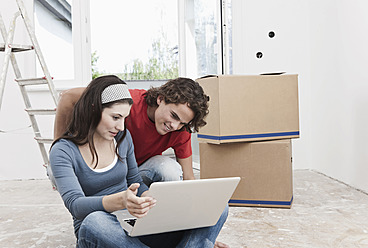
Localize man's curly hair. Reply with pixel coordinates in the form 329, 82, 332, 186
145, 77, 209, 133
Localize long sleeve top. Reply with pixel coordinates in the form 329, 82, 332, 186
49, 130, 148, 235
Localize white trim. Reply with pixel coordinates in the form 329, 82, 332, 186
33, 0, 91, 89
220, 0, 231, 75
70, 0, 91, 86
51, 0, 91, 89
177, 0, 226, 77
217, 0, 224, 74
178, 0, 186, 77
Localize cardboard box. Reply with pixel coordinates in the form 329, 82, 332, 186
199, 139, 293, 208
196, 74, 299, 144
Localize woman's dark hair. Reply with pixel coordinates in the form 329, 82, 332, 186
144, 77, 209, 133
52, 75, 133, 169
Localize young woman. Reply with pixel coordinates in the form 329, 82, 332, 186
50, 75, 228, 248
53, 77, 210, 185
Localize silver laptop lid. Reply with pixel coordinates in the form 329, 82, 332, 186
120, 177, 240, 237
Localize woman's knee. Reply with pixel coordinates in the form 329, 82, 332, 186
79, 211, 110, 236
78, 211, 127, 247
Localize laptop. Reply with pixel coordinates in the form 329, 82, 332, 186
113, 177, 240, 237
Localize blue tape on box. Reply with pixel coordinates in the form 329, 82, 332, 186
198, 131, 300, 141
229, 196, 293, 207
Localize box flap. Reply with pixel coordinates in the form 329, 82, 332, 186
260, 72, 286, 75
197, 75, 218, 80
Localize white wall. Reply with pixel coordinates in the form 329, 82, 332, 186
0, 0, 91, 181
308, 0, 368, 192
232, 0, 368, 193
2, 1, 368, 194
0, 0, 47, 180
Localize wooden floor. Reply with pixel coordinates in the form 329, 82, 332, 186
0, 169, 368, 248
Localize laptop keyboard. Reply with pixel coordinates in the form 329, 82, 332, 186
125, 218, 137, 227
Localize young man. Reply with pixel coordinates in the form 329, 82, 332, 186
54, 77, 209, 185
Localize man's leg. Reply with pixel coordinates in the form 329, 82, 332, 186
138, 155, 183, 187
176, 205, 229, 248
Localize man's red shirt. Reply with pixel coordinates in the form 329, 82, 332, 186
126, 89, 192, 165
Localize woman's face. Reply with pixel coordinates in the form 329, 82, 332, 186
95, 102, 131, 141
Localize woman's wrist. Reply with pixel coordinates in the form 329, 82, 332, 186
102, 191, 126, 212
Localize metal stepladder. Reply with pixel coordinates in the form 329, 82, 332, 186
0, 0, 58, 188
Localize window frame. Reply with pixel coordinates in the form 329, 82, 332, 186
41, 0, 91, 90
50, 0, 230, 88
177, 0, 230, 78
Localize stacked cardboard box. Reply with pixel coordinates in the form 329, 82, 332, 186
196, 74, 299, 208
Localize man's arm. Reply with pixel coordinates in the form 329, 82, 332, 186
54, 87, 86, 140
177, 155, 195, 180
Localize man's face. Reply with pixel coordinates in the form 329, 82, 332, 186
154, 97, 194, 135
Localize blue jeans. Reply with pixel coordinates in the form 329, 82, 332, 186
138, 155, 183, 187
77, 205, 229, 248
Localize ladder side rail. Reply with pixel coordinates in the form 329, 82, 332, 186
12, 64, 51, 167
14, 58, 52, 167
0, 12, 20, 111
0, 13, 51, 168
33, 121, 52, 167
1, 5, 57, 188
9, 46, 51, 167
0, 14, 8, 110
0, 14, 8, 39
0, 15, 27, 90
16, 0, 59, 105
12, 46, 53, 167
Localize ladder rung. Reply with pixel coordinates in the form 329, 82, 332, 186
25, 108, 56, 115
34, 137, 53, 144
15, 77, 49, 86
0, 43, 33, 52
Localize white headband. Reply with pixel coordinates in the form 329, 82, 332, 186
101, 84, 132, 104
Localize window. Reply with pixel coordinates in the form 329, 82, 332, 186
33, 0, 232, 85
90, 0, 179, 81
34, 0, 91, 87
34, 0, 73, 80
179, 0, 232, 78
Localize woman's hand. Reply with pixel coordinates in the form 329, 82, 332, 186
125, 183, 156, 218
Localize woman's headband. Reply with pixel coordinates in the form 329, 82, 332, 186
101, 84, 132, 104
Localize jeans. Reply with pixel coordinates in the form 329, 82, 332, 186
138, 155, 183, 187
77, 205, 229, 248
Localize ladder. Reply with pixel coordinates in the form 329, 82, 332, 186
0, 0, 58, 188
